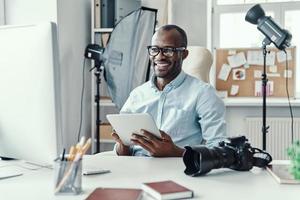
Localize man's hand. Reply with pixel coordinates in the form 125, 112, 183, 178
111, 132, 131, 156
131, 130, 184, 157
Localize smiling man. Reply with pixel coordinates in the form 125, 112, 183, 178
112, 24, 226, 157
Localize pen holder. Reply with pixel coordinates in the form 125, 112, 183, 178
54, 158, 82, 195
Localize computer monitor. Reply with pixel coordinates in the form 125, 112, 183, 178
0, 22, 62, 166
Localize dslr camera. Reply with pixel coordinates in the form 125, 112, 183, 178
183, 136, 272, 176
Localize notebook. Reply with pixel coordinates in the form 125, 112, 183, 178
267, 164, 300, 184
141, 180, 193, 200
86, 188, 143, 200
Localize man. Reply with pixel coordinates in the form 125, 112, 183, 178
112, 24, 226, 157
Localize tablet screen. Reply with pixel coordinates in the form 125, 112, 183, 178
106, 113, 161, 145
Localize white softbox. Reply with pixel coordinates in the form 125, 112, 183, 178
103, 7, 157, 110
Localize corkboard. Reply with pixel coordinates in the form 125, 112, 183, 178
216, 47, 295, 97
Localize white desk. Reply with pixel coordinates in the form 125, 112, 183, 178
1, 154, 299, 200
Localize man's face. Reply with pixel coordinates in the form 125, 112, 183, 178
150, 30, 187, 80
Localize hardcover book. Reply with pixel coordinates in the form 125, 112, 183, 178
86, 188, 142, 200
267, 164, 300, 184
141, 180, 193, 200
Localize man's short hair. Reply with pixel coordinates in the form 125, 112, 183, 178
158, 24, 188, 48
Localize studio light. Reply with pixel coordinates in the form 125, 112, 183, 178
245, 4, 292, 151
245, 4, 292, 50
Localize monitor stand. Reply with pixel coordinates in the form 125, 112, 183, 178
0, 156, 16, 161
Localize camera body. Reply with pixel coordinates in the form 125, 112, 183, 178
183, 136, 272, 176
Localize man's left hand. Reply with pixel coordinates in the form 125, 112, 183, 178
131, 130, 184, 157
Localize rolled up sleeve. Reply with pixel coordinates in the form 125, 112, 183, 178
196, 85, 227, 147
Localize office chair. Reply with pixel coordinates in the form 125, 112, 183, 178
182, 46, 213, 145
182, 46, 213, 83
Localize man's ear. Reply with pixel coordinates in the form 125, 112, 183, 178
182, 49, 189, 60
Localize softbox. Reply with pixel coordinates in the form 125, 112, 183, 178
102, 7, 157, 110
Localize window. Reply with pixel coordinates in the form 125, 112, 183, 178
0, 0, 5, 25
217, 0, 300, 5
213, 1, 300, 97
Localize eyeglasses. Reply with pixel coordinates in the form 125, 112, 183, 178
147, 46, 186, 57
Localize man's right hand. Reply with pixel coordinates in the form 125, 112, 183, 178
111, 132, 131, 156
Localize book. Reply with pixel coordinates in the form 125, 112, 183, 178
267, 164, 300, 184
94, 0, 101, 28
141, 180, 193, 200
86, 188, 142, 200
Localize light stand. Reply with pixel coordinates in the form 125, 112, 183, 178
261, 38, 271, 150
85, 44, 104, 153
245, 4, 292, 151
93, 59, 103, 153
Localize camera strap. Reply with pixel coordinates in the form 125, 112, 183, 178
252, 148, 272, 168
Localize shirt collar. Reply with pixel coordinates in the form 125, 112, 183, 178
150, 70, 187, 90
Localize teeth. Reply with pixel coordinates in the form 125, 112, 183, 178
155, 62, 169, 67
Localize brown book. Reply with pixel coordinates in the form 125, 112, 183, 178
86, 188, 142, 200
141, 180, 193, 200
267, 164, 300, 184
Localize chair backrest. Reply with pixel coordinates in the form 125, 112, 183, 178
182, 46, 213, 83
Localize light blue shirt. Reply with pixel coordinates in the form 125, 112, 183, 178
120, 71, 226, 156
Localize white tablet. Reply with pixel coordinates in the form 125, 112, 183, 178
106, 113, 161, 145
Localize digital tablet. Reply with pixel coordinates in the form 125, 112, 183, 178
106, 113, 161, 145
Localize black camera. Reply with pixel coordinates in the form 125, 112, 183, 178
183, 136, 272, 176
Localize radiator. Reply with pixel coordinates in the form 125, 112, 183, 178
245, 117, 300, 160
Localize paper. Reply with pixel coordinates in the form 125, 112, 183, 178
228, 50, 236, 55
255, 81, 262, 96
267, 51, 276, 66
230, 85, 239, 96
244, 63, 250, 69
232, 68, 246, 80
284, 70, 293, 78
227, 52, 246, 68
218, 63, 231, 81
267, 73, 280, 77
277, 50, 292, 63
0, 165, 23, 180
247, 50, 275, 65
247, 51, 263, 65
255, 81, 274, 96
254, 70, 262, 78
269, 65, 277, 73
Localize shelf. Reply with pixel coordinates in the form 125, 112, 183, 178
100, 139, 115, 143
93, 28, 113, 33
223, 97, 300, 107
99, 98, 116, 107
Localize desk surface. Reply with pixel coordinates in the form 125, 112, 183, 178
1, 154, 299, 200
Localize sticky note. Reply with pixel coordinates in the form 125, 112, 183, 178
230, 85, 239, 96
218, 63, 231, 81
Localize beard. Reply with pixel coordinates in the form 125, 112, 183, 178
152, 60, 181, 79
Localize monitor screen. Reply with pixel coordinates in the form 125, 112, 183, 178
0, 22, 62, 165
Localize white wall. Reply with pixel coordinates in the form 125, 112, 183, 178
142, 0, 208, 47
57, 0, 91, 148
168, 0, 207, 46
4, 0, 91, 149
5, 0, 57, 24
0, 0, 5, 25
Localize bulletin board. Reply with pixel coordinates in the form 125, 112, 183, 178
215, 47, 296, 97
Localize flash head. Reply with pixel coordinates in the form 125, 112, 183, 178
84, 44, 104, 62
245, 4, 265, 25
245, 4, 292, 50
